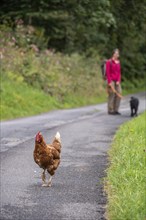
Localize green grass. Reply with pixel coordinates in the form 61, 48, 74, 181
1, 77, 145, 121
0, 78, 106, 121
0, 79, 60, 120
122, 79, 146, 96
105, 112, 146, 220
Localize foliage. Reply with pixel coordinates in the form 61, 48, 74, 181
0, 22, 145, 120
105, 0, 146, 81
1, 0, 145, 83
105, 112, 146, 220
0, 27, 104, 101
0, 0, 145, 120
0, 0, 115, 53
0, 0, 145, 82
0, 30, 107, 120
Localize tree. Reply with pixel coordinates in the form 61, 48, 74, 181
105, 0, 146, 80
0, 0, 115, 53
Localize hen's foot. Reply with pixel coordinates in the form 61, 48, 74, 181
47, 182, 52, 187
42, 183, 52, 187
42, 183, 48, 187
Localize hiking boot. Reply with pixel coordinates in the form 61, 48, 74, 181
108, 112, 116, 115
114, 111, 121, 115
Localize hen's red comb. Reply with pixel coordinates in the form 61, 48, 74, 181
35, 131, 41, 141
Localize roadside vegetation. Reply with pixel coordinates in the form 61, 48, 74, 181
0, 27, 106, 120
105, 112, 146, 220
0, 0, 145, 120
0, 25, 145, 120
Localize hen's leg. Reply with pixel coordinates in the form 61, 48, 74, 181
47, 176, 53, 187
42, 170, 47, 186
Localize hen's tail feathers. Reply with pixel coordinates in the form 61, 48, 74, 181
55, 132, 61, 143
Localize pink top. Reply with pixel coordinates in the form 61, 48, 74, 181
106, 59, 121, 84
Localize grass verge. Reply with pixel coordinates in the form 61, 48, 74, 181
0, 79, 59, 120
105, 111, 146, 220
1, 77, 145, 121
0, 79, 106, 121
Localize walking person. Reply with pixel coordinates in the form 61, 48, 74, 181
106, 48, 122, 115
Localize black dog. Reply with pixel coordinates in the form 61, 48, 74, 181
130, 97, 139, 117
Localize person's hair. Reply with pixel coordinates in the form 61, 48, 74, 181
112, 48, 119, 55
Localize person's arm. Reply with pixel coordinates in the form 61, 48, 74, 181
106, 60, 112, 85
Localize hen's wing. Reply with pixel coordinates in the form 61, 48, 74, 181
34, 146, 54, 169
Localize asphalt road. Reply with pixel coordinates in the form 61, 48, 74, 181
0, 92, 145, 220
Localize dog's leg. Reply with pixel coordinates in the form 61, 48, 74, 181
131, 107, 134, 117
135, 106, 138, 116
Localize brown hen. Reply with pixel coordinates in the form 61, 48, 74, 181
34, 131, 61, 187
